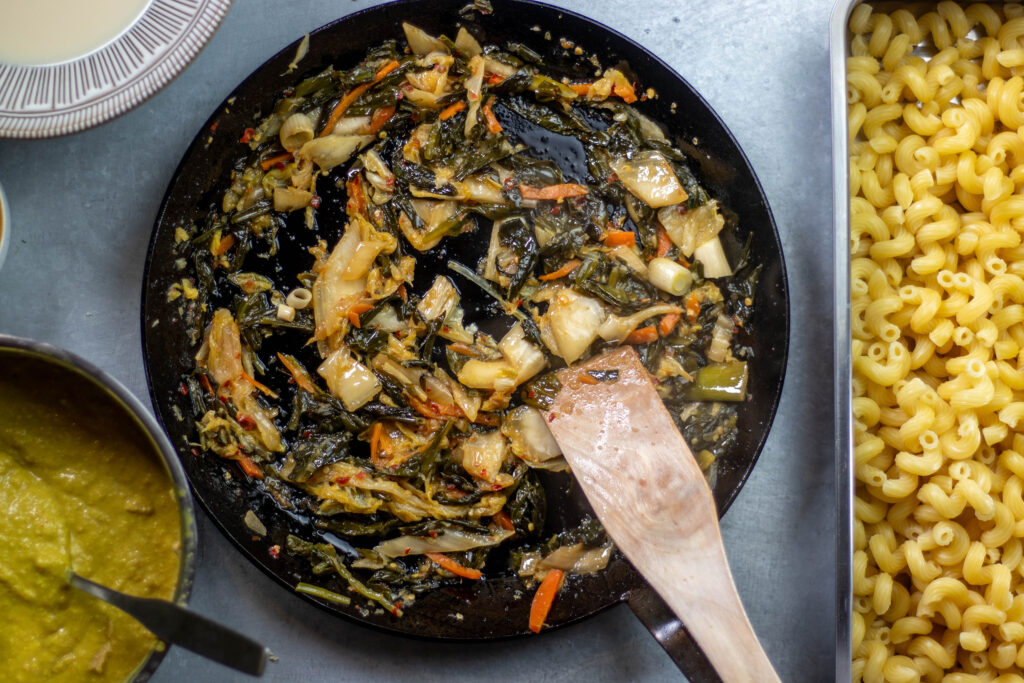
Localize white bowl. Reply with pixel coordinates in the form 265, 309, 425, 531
0, 0, 233, 138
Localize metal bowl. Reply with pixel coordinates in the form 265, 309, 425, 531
0, 334, 198, 682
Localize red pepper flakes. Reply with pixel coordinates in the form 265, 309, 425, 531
310, 195, 322, 209
269, 545, 281, 559
335, 476, 351, 485
209, 121, 219, 132
190, 447, 201, 457
239, 127, 255, 144
179, 382, 188, 396
549, 205, 561, 215
237, 413, 257, 430
548, 413, 556, 422
428, 530, 439, 538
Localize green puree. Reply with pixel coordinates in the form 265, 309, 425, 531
0, 356, 181, 683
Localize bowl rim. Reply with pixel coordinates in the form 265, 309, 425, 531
0, 333, 198, 682
0, 181, 8, 272
0, 0, 234, 139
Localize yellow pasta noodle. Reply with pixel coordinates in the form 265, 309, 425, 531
848, 3, 1024, 678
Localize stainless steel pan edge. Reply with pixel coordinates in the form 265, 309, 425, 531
830, 0, 857, 680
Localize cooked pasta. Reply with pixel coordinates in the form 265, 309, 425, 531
849, 2, 1024, 679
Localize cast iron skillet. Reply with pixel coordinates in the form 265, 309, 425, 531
141, 0, 789, 676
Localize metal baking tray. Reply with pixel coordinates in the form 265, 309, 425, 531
829, 2, 999, 678
830, 0, 856, 679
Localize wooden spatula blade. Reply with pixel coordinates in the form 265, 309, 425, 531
545, 347, 778, 683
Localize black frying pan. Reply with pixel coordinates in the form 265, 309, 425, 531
140, 0, 789, 676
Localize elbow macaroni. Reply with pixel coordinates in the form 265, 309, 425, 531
849, 3, 1024, 679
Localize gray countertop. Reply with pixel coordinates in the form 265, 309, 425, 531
0, 0, 836, 680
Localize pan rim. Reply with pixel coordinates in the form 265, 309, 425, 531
140, 0, 790, 641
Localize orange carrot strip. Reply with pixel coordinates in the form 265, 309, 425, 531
658, 312, 681, 337
623, 325, 658, 345
212, 233, 236, 256
578, 373, 599, 385
368, 105, 397, 134
519, 183, 589, 201
602, 230, 636, 248
408, 396, 463, 419
529, 569, 564, 633
374, 59, 400, 81
493, 510, 515, 532
482, 97, 502, 134
347, 175, 367, 217
199, 373, 214, 397
656, 224, 673, 258
448, 342, 485, 358
319, 60, 399, 138
235, 453, 264, 479
347, 302, 373, 329
260, 152, 293, 171
439, 101, 466, 120
613, 83, 638, 103
277, 353, 318, 394
568, 83, 591, 95
537, 258, 581, 282
240, 368, 279, 398
685, 292, 701, 323
321, 83, 372, 137
369, 422, 383, 462
425, 552, 483, 580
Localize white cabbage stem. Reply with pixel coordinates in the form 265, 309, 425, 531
279, 112, 314, 152
693, 236, 732, 278
317, 347, 381, 411
707, 312, 734, 363
647, 257, 693, 295
276, 304, 296, 322
286, 288, 312, 310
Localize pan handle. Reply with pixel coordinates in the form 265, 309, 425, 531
627, 584, 722, 683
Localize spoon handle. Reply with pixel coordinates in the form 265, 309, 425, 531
69, 572, 267, 676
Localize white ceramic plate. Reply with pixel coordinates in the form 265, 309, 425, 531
0, 0, 233, 139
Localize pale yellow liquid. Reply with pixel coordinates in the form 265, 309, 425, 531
0, 0, 153, 66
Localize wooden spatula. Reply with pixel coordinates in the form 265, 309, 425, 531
545, 346, 779, 683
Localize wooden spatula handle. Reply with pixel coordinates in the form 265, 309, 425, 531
644, 533, 778, 682
546, 347, 779, 683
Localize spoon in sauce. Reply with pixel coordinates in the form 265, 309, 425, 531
67, 570, 268, 677
0, 449, 266, 677
544, 346, 779, 683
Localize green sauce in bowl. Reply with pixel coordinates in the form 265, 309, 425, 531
0, 353, 182, 682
